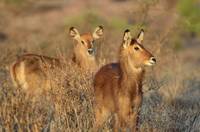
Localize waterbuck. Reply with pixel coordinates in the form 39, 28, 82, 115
10, 26, 103, 95
94, 29, 156, 131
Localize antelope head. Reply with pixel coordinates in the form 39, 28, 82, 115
69, 26, 104, 56
121, 29, 156, 69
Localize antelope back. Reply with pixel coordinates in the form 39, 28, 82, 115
10, 54, 60, 96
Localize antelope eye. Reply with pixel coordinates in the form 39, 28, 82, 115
81, 40, 85, 44
134, 47, 139, 51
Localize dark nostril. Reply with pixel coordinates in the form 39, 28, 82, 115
88, 49, 94, 54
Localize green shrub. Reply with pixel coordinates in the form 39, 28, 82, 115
64, 10, 107, 29
4, 0, 25, 6
177, 0, 200, 35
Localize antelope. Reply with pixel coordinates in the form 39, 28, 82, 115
10, 26, 104, 95
94, 29, 156, 131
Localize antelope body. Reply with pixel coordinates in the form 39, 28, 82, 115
94, 29, 156, 131
10, 26, 103, 95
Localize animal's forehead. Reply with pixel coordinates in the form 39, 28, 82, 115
81, 33, 93, 41
130, 39, 143, 47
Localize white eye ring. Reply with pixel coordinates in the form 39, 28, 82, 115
91, 40, 94, 45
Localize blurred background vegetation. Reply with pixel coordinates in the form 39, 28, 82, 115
1, 0, 200, 37
178, 0, 200, 35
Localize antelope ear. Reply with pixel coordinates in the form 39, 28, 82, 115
93, 25, 104, 40
69, 27, 81, 40
137, 29, 144, 43
122, 29, 132, 48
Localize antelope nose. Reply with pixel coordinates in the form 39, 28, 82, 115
150, 57, 156, 63
88, 48, 94, 55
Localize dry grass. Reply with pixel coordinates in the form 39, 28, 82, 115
0, 59, 95, 131
0, 51, 199, 131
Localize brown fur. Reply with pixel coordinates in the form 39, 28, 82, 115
10, 26, 104, 95
94, 29, 156, 131
72, 33, 97, 70
10, 54, 61, 95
